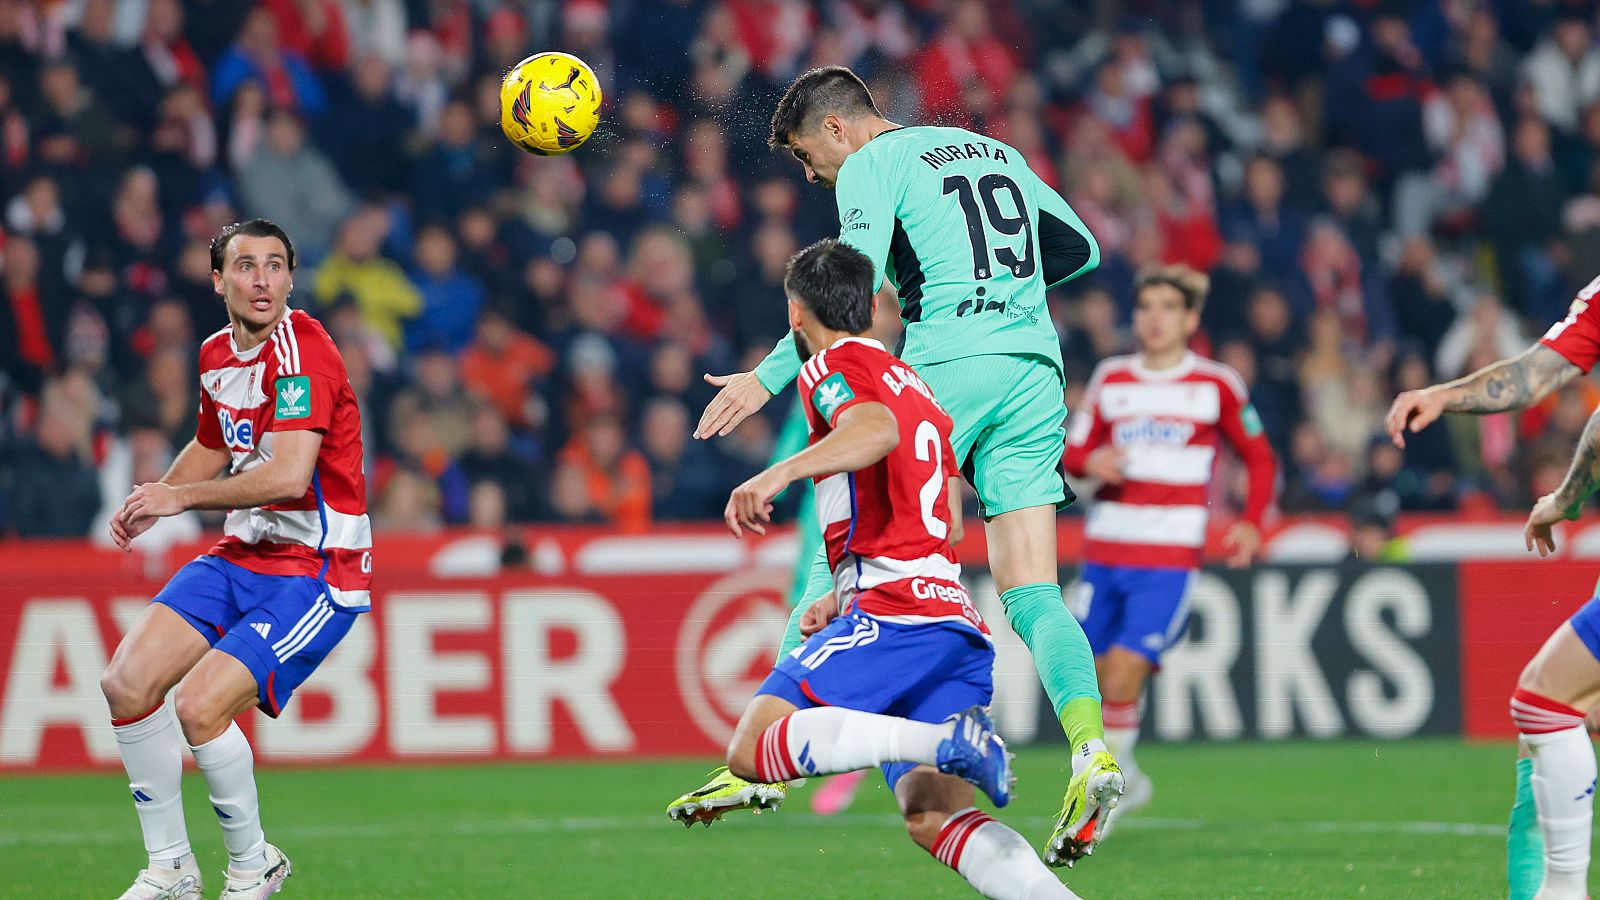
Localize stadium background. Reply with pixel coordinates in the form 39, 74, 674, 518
4, 0, 1600, 896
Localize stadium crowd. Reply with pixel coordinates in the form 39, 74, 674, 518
6, 0, 1600, 540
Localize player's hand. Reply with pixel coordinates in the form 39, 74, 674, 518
725, 469, 786, 537
1223, 521, 1262, 568
1525, 492, 1580, 557
695, 371, 772, 439
800, 592, 839, 636
1085, 447, 1126, 485
1384, 389, 1447, 449
121, 482, 187, 527
109, 504, 158, 551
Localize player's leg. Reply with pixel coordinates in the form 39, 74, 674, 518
898, 768, 1079, 900
180, 567, 355, 896
1508, 740, 1544, 900
1100, 566, 1194, 824
924, 353, 1120, 862
731, 616, 1013, 805
1509, 605, 1600, 900
103, 560, 237, 899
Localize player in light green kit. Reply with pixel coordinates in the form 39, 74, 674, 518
667, 66, 1122, 866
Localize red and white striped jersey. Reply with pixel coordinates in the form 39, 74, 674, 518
797, 337, 987, 637
1064, 352, 1277, 569
1542, 276, 1600, 372
194, 309, 372, 609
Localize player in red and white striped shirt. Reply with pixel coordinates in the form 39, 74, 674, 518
101, 219, 370, 900
1062, 266, 1277, 824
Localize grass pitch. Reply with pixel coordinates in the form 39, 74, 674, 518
0, 739, 1562, 898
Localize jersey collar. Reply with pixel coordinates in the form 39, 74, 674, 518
228, 308, 292, 361
1131, 351, 1197, 381
828, 336, 885, 352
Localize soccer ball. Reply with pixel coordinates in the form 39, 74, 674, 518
499, 51, 602, 156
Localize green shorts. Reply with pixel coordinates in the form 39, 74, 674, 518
917, 353, 1074, 519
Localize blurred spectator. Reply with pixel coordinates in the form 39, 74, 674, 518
1484, 117, 1569, 320
338, 0, 407, 69
372, 465, 441, 531
0, 238, 61, 393
1222, 156, 1306, 287
1394, 72, 1504, 236
1347, 493, 1405, 562
1434, 292, 1528, 381
313, 206, 421, 349
233, 108, 353, 262
8, 378, 101, 537
410, 99, 497, 222
640, 396, 723, 521
404, 224, 485, 353
1520, 12, 1600, 136
211, 7, 327, 117
917, 0, 1018, 128
316, 54, 414, 196
138, 0, 207, 96
459, 307, 553, 430
259, 0, 349, 73
556, 414, 652, 531
457, 403, 542, 523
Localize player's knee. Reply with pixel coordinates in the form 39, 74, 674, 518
100, 661, 159, 716
173, 689, 229, 745
903, 808, 947, 851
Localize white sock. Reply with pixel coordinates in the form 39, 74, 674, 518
1512, 688, 1595, 899
754, 707, 949, 782
1524, 725, 1595, 898
1103, 700, 1141, 778
932, 808, 1080, 899
190, 722, 268, 873
113, 700, 193, 870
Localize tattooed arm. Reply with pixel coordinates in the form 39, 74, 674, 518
1526, 404, 1600, 556
1384, 344, 1582, 448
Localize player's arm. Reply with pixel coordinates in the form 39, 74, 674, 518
121, 429, 323, 523
1384, 344, 1581, 447
1062, 366, 1121, 484
947, 475, 965, 545
725, 402, 898, 537
1217, 385, 1279, 567
1030, 168, 1100, 286
109, 438, 232, 550
1527, 403, 1600, 556
698, 153, 896, 440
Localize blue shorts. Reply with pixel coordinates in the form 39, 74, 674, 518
1569, 596, 1600, 661
757, 613, 993, 791
1068, 562, 1196, 666
154, 556, 358, 717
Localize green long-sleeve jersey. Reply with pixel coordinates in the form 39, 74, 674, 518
754, 125, 1099, 393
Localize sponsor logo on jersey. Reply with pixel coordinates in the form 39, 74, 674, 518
1113, 416, 1196, 446
841, 207, 868, 231
812, 372, 855, 422
1240, 404, 1264, 438
276, 376, 311, 420
218, 408, 254, 450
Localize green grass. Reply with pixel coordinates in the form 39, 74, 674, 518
0, 739, 1566, 898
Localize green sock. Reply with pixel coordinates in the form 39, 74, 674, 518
1508, 757, 1544, 900
1000, 583, 1103, 749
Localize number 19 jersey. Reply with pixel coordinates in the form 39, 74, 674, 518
834, 125, 1097, 374
797, 336, 987, 638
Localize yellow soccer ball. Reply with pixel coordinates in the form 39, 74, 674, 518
499, 51, 602, 155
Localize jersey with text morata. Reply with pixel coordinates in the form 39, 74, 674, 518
1063, 353, 1277, 570
194, 309, 372, 609
797, 337, 988, 638
755, 125, 1098, 392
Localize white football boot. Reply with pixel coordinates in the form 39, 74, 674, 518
217, 844, 291, 899
115, 858, 202, 900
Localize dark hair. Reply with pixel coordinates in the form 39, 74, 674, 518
783, 239, 874, 333
769, 66, 880, 150
209, 218, 296, 272
1134, 264, 1209, 313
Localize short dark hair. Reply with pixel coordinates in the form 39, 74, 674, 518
210, 218, 296, 272
1134, 264, 1209, 313
784, 239, 874, 333
769, 66, 880, 150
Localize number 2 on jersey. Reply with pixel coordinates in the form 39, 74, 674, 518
914, 420, 948, 540
942, 173, 1035, 282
